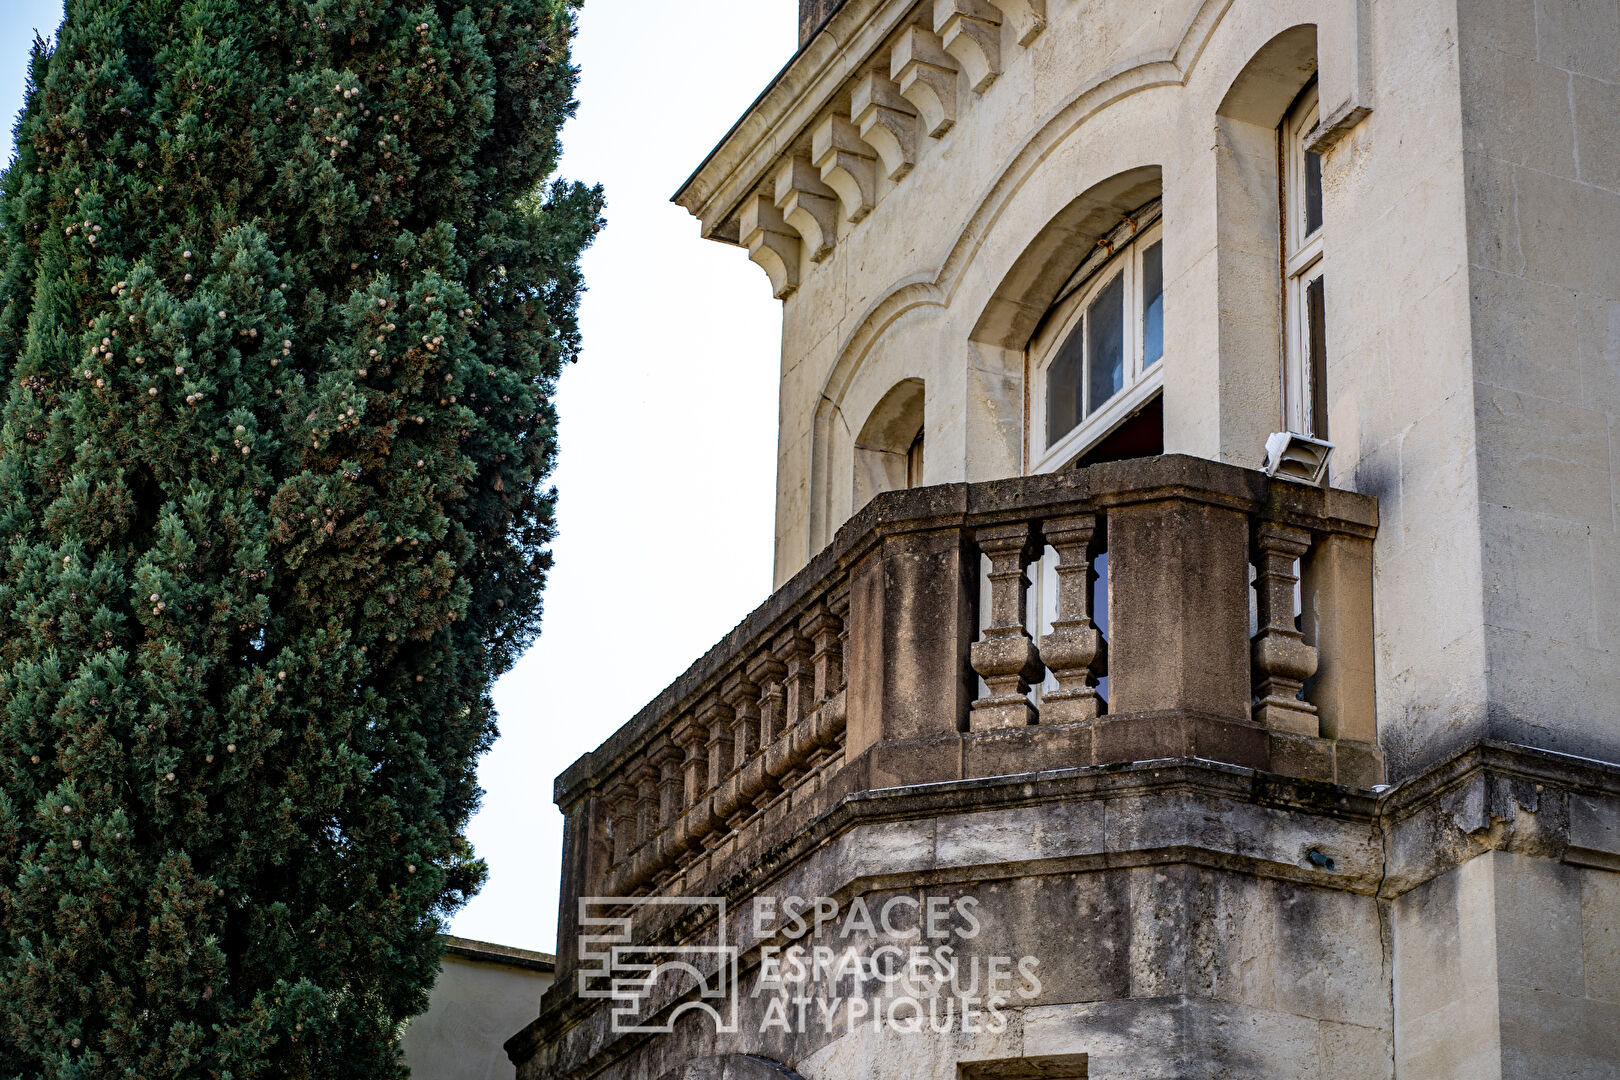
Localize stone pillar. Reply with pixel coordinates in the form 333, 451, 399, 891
551, 798, 592, 979
1037, 514, 1105, 724
1250, 522, 1320, 736
970, 522, 1043, 729
1103, 494, 1259, 766
845, 528, 976, 783
1302, 531, 1377, 744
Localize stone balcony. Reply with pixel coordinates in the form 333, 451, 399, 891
549, 455, 1380, 927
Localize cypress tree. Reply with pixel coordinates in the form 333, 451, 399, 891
0, 0, 601, 1075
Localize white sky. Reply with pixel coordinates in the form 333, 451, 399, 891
0, 0, 791, 955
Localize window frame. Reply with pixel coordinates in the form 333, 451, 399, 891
1282, 82, 1326, 438
1027, 211, 1165, 474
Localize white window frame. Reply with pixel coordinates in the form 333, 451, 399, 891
1282, 83, 1325, 437
1028, 215, 1164, 474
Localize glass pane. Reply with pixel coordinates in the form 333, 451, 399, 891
1046, 321, 1084, 444
1086, 271, 1125, 416
1304, 148, 1323, 236
1142, 241, 1163, 368
1306, 273, 1328, 439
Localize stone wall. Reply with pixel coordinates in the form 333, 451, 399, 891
673, 0, 1620, 779
511, 744, 1620, 1080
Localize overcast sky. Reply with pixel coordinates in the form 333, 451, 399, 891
0, 1, 790, 955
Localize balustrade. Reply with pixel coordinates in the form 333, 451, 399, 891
562, 456, 1379, 912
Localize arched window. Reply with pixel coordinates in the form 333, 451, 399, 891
1028, 202, 1164, 471
1282, 81, 1327, 439
853, 378, 925, 511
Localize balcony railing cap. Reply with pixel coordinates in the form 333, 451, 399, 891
552, 454, 1376, 806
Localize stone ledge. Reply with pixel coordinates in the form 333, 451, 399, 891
514, 740, 1620, 1073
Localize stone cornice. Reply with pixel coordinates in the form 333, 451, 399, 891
512, 740, 1620, 1073
674, 0, 910, 245
672, 0, 1053, 298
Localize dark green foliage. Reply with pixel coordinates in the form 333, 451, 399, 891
0, 0, 602, 1074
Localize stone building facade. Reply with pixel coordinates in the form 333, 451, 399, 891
509, 1, 1620, 1077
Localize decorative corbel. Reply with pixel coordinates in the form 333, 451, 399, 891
739, 196, 801, 300
933, 0, 1002, 94
985, 0, 1044, 46
812, 115, 879, 224
852, 71, 918, 182
891, 27, 959, 138
773, 156, 839, 263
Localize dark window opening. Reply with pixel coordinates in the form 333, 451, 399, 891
1072, 393, 1163, 469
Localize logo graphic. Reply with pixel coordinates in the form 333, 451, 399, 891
578, 896, 739, 1034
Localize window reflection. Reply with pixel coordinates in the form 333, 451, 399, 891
1142, 240, 1163, 368
1086, 272, 1126, 415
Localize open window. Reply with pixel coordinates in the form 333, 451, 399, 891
1028, 202, 1164, 472
1282, 81, 1327, 439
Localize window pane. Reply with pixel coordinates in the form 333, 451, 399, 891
1306, 273, 1328, 439
1142, 240, 1163, 368
1086, 271, 1125, 416
1046, 321, 1084, 444
1304, 148, 1323, 236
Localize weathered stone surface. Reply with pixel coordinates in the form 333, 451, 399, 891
516, 0, 1620, 1073
515, 744, 1620, 1080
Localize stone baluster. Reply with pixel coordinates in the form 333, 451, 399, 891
653, 738, 684, 828
722, 672, 761, 773
749, 652, 788, 746
803, 603, 844, 705
607, 778, 637, 865
634, 760, 660, 849
777, 629, 814, 734
716, 672, 763, 830
770, 628, 815, 787
649, 737, 686, 873
830, 584, 852, 697
801, 600, 846, 767
700, 693, 735, 796
1251, 522, 1320, 736
970, 522, 1044, 728
673, 714, 709, 805
670, 715, 714, 859
745, 652, 789, 808
1038, 514, 1106, 723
